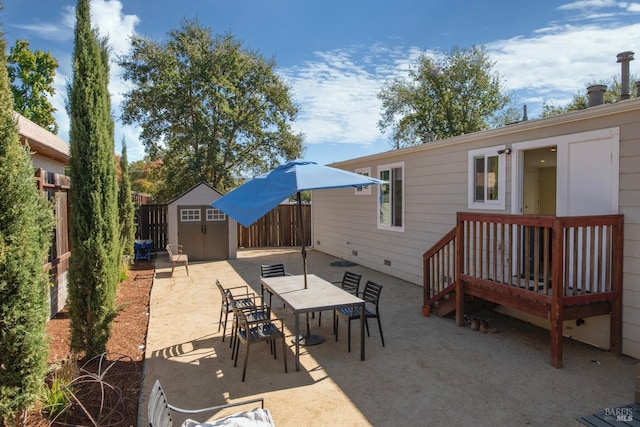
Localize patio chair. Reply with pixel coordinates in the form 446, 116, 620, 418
335, 280, 385, 352
260, 264, 286, 306
215, 279, 261, 343
147, 379, 273, 427
317, 271, 362, 327
232, 306, 288, 382
166, 244, 189, 277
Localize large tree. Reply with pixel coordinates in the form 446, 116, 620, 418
7, 39, 58, 133
67, 0, 120, 357
118, 19, 303, 201
377, 45, 512, 148
0, 29, 55, 423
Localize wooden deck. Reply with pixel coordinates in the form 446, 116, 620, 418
423, 212, 624, 368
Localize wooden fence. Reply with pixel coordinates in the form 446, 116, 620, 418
135, 203, 310, 250
237, 204, 311, 248
136, 204, 168, 251
35, 168, 71, 318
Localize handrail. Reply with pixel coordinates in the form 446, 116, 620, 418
423, 226, 456, 309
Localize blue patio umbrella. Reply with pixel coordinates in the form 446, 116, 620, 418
212, 160, 386, 344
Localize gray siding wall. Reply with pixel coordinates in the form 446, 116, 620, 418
312, 100, 640, 359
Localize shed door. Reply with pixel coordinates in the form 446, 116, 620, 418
178, 205, 229, 261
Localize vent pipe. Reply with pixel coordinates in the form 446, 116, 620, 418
635, 81, 640, 98
587, 84, 607, 107
617, 51, 634, 100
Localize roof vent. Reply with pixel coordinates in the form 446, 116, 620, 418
617, 51, 635, 100
587, 84, 607, 107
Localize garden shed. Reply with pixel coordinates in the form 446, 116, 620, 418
166, 182, 237, 261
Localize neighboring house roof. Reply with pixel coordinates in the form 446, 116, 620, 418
14, 111, 70, 164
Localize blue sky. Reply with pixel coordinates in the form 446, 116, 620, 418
3, 0, 640, 166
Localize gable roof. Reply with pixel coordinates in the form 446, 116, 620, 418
166, 181, 224, 205
14, 111, 70, 164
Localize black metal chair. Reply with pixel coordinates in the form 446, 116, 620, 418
232, 306, 288, 382
335, 280, 385, 352
260, 264, 286, 306
147, 379, 271, 426
318, 271, 362, 327
215, 279, 261, 342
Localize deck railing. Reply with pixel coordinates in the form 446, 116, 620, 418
456, 212, 623, 299
423, 227, 457, 308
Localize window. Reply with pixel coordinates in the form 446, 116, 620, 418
206, 208, 226, 221
377, 162, 404, 231
354, 167, 372, 195
468, 146, 506, 210
180, 208, 201, 222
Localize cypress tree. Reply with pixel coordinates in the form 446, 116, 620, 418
118, 139, 136, 263
67, 0, 120, 357
0, 26, 55, 423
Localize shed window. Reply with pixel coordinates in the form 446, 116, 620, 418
207, 208, 226, 221
180, 209, 201, 222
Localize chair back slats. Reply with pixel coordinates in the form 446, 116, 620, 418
362, 281, 382, 308
260, 264, 285, 277
148, 380, 173, 427
341, 271, 362, 295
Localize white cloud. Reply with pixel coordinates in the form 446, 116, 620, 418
558, 0, 618, 11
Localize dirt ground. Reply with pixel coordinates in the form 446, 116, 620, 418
24, 260, 154, 427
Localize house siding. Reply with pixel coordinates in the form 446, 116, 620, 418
313, 98, 640, 359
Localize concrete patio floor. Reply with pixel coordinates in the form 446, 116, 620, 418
139, 247, 637, 426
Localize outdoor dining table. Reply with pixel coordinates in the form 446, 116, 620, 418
259, 274, 366, 371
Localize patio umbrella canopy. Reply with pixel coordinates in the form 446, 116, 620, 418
212, 160, 385, 228
211, 160, 386, 344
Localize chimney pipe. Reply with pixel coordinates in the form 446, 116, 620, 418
587, 84, 607, 107
635, 81, 640, 98
522, 104, 528, 121
617, 51, 635, 100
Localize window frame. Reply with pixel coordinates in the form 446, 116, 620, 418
377, 161, 405, 232
180, 208, 201, 222
206, 208, 226, 221
354, 167, 372, 195
467, 145, 506, 210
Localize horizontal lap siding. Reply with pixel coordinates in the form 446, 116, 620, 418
619, 116, 640, 357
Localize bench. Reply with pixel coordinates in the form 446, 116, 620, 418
166, 244, 189, 277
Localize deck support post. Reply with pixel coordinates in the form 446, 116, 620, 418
610, 217, 624, 355
550, 219, 564, 368
455, 214, 465, 327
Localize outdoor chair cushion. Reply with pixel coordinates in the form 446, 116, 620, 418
181, 408, 274, 427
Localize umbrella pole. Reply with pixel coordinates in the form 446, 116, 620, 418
294, 191, 324, 346
297, 191, 308, 289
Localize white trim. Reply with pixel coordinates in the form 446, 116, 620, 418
510, 127, 620, 216
206, 208, 226, 221
180, 208, 201, 222
354, 167, 372, 195
467, 145, 506, 210
376, 161, 405, 232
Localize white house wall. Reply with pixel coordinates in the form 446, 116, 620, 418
313, 98, 640, 360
